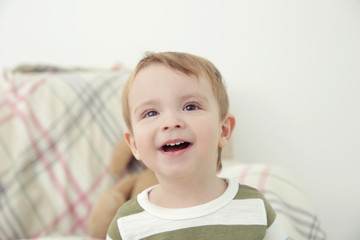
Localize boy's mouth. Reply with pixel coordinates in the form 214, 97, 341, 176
161, 141, 191, 152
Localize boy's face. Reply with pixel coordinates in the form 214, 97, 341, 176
125, 64, 231, 181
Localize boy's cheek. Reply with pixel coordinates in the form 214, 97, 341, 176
195, 122, 221, 144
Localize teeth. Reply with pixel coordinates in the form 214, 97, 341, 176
166, 142, 184, 146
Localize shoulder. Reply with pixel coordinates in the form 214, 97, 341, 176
107, 198, 144, 240
233, 182, 277, 228
117, 197, 144, 218
234, 183, 265, 199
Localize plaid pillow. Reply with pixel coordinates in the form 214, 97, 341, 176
0, 68, 134, 238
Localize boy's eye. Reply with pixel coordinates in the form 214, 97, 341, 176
142, 110, 158, 118
184, 104, 199, 111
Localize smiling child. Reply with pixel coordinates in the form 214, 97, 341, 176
106, 52, 287, 240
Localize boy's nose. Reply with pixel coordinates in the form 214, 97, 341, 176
161, 114, 185, 131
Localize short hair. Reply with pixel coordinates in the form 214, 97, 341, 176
122, 51, 229, 171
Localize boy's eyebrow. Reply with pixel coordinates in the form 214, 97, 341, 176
180, 93, 209, 103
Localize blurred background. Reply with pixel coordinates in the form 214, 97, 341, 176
1, 0, 359, 239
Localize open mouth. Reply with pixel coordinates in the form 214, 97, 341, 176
161, 142, 191, 152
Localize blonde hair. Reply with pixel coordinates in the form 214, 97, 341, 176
122, 51, 229, 171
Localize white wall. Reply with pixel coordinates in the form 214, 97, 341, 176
1, 0, 360, 239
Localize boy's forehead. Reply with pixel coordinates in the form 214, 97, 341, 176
130, 64, 214, 96
128, 64, 215, 103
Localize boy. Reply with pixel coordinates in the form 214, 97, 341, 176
107, 52, 287, 239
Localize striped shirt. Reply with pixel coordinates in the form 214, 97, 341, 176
107, 179, 287, 240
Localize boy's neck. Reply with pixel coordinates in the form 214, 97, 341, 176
148, 175, 227, 208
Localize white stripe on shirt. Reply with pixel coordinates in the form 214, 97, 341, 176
118, 199, 267, 240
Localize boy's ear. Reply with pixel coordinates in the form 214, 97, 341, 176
124, 130, 141, 160
218, 113, 236, 148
